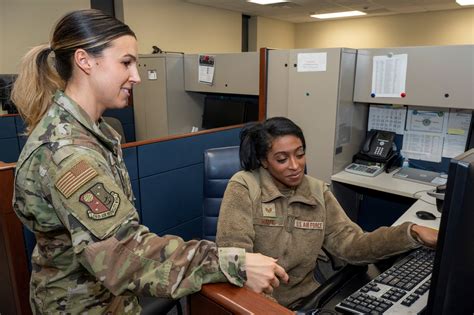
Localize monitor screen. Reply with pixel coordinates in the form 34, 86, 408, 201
202, 97, 246, 129
427, 148, 474, 314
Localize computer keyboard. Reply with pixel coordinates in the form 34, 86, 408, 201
335, 247, 435, 314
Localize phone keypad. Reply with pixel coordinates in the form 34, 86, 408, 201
374, 146, 385, 156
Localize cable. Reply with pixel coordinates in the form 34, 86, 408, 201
412, 189, 434, 199
417, 197, 437, 207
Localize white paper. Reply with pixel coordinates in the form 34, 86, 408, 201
147, 70, 157, 80
371, 54, 408, 98
198, 55, 215, 85
447, 109, 472, 135
368, 104, 406, 135
442, 134, 468, 158
401, 131, 444, 162
297, 52, 327, 72
406, 108, 448, 133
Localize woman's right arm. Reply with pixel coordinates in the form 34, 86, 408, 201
42, 146, 284, 298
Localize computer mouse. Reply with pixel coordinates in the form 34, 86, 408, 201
416, 210, 436, 220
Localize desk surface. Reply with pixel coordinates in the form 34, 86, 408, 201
331, 168, 441, 230
393, 197, 441, 230
331, 168, 435, 199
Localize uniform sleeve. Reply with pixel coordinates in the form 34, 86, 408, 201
47, 145, 246, 298
216, 180, 255, 252
322, 189, 420, 265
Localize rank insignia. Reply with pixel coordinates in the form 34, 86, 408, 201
79, 183, 120, 220
262, 202, 276, 217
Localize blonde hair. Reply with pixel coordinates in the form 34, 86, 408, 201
11, 9, 135, 134
11, 45, 63, 134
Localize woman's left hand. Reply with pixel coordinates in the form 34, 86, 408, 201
410, 224, 438, 248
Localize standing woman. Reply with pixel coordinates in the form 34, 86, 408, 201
12, 9, 287, 314
216, 117, 437, 309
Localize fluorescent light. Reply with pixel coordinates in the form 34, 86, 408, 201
247, 0, 288, 5
456, 0, 474, 5
311, 11, 367, 19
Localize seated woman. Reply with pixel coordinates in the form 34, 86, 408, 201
216, 117, 437, 309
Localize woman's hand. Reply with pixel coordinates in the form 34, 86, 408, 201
411, 224, 438, 248
244, 253, 289, 294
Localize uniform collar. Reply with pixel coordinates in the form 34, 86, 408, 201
53, 90, 120, 154
258, 167, 324, 207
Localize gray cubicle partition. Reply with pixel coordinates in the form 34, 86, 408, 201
184, 52, 259, 95
354, 45, 474, 109
266, 48, 367, 183
130, 127, 241, 240
133, 53, 204, 141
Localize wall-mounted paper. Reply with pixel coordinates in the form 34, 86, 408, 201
447, 109, 471, 135
406, 108, 448, 133
368, 104, 406, 135
198, 55, 215, 85
371, 54, 407, 98
402, 131, 444, 162
297, 52, 327, 72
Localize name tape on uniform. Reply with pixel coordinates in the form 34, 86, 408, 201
294, 219, 324, 230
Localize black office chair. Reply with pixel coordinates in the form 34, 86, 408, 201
202, 146, 241, 241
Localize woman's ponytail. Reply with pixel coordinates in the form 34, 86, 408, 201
240, 122, 265, 171
11, 44, 63, 134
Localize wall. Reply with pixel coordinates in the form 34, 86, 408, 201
295, 8, 474, 49
249, 16, 295, 51
123, 0, 242, 54
0, 0, 90, 73
0, 0, 243, 73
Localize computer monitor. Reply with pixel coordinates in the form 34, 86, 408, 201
426, 148, 474, 314
0, 74, 18, 114
201, 97, 247, 129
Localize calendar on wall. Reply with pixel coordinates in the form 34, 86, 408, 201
368, 104, 406, 135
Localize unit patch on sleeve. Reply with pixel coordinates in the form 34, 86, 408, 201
55, 160, 98, 198
79, 183, 121, 220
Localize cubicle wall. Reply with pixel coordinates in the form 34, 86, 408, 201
184, 52, 259, 95
0, 111, 135, 165
354, 45, 474, 109
130, 127, 241, 239
0, 115, 20, 163
266, 48, 367, 183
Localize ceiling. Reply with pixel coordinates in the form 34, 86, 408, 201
184, 0, 469, 23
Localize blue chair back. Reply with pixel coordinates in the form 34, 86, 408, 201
202, 146, 241, 241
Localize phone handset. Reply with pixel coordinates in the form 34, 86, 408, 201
362, 130, 377, 154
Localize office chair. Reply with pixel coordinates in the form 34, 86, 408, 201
103, 116, 126, 144
202, 146, 241, 241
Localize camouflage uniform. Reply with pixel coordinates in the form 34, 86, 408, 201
13, 91, 246, 314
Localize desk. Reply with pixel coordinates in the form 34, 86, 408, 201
393, 198, 440, 230
331, 168, 435, 199
331, 168, 438, 231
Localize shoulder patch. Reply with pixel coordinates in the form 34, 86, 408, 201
55, 160, 98, 198
79, 183, 120, 220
